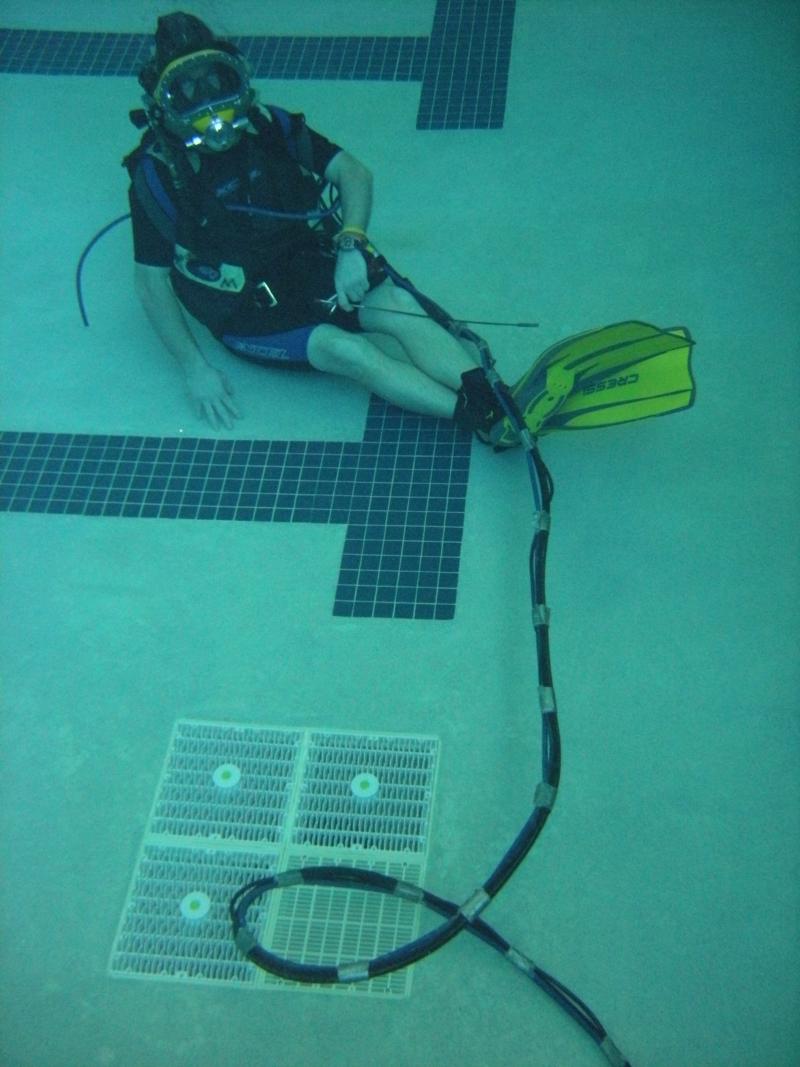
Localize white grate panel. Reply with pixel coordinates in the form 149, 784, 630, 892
109, 720, 440, 998
294, 732, 438, 851
149, 721, 300, 843
263, 853, 427, 997
109, 845, 276, 985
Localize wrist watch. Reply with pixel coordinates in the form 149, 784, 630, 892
335, 233, 367, 252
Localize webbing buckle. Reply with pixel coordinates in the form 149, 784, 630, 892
254, 281, 278, 308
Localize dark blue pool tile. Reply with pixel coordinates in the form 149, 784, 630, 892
0, 403, 469, 617
0, 26, 425, 82
1, 2, 513, 128
418, 0, 515, 129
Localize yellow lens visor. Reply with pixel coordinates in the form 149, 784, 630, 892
191, 108, 236, 134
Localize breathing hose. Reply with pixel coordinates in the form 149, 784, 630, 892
228, 263, 633, 1067
75, 213, 633, 1063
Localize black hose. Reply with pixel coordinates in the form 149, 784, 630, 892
72, 212, 631, 1061
228, 263, 632, 1067
76, 214, 131, 326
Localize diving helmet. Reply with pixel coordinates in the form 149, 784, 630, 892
152, 47, 255, 151
139, 13, 254, 152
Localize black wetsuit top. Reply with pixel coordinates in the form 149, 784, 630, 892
127, 112, 348, 337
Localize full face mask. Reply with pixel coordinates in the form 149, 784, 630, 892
151, 48, 255, 151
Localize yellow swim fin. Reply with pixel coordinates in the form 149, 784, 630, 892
490, 321, 696, 447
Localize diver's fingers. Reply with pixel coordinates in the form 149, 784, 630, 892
215, 401, 235, 431
221, 394, 243, 422
200, 400, 223, 431
217, 375, 242, 420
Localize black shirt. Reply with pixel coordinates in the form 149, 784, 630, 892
128, 117, 343, 267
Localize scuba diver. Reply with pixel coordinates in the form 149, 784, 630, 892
127, 11, 695, 442
127, 11, 511, 437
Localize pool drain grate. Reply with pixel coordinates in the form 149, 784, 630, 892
109, 720, 439, 997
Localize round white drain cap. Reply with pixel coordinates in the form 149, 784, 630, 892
212, 763, 241, 789
180, 891, 211, 921
350, 772, 379, 799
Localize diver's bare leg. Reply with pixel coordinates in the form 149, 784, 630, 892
307, 324, 458, 418
357, 279, 477, 388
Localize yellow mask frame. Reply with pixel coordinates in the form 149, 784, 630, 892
151, 48, 254, 150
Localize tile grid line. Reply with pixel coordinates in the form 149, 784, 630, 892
0, 6, 513, 127
0, 3, 516, 614
1, 417, 471, 620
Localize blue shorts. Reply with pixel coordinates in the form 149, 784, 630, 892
221, 325, 318, 367
219, 249, 387, 367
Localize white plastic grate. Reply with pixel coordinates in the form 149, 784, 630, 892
263, 853, 427, 997
294, 731, 439, 851
109, 720, 440, 998
148, 721, 300, 843
109, 845, 275, 985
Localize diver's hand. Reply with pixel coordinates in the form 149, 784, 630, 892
184, 364, 242, 431
334, 249, 369, 312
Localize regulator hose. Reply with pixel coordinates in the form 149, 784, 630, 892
73, 217, 633, 1060
228, 262, 633, 1067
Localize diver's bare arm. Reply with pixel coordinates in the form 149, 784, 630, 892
134, 264, 209, 375
324, 151, 372, 234
134, 263, 241, 429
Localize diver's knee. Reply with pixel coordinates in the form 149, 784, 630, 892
307, 325, 371, 381
378, 280, 421, 313
359, 279, 422, 331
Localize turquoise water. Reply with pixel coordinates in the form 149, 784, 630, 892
1, 2, 799, 1066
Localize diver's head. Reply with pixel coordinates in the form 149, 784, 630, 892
138, 11, 254, 152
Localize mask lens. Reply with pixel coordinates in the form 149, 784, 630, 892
163, 57, 245, 115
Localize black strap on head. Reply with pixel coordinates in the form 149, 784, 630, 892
138, 11, 240, 94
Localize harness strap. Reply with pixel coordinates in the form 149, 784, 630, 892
132, 154, 178, 245
126, 104, 321, 250
257, 105, 317, 172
